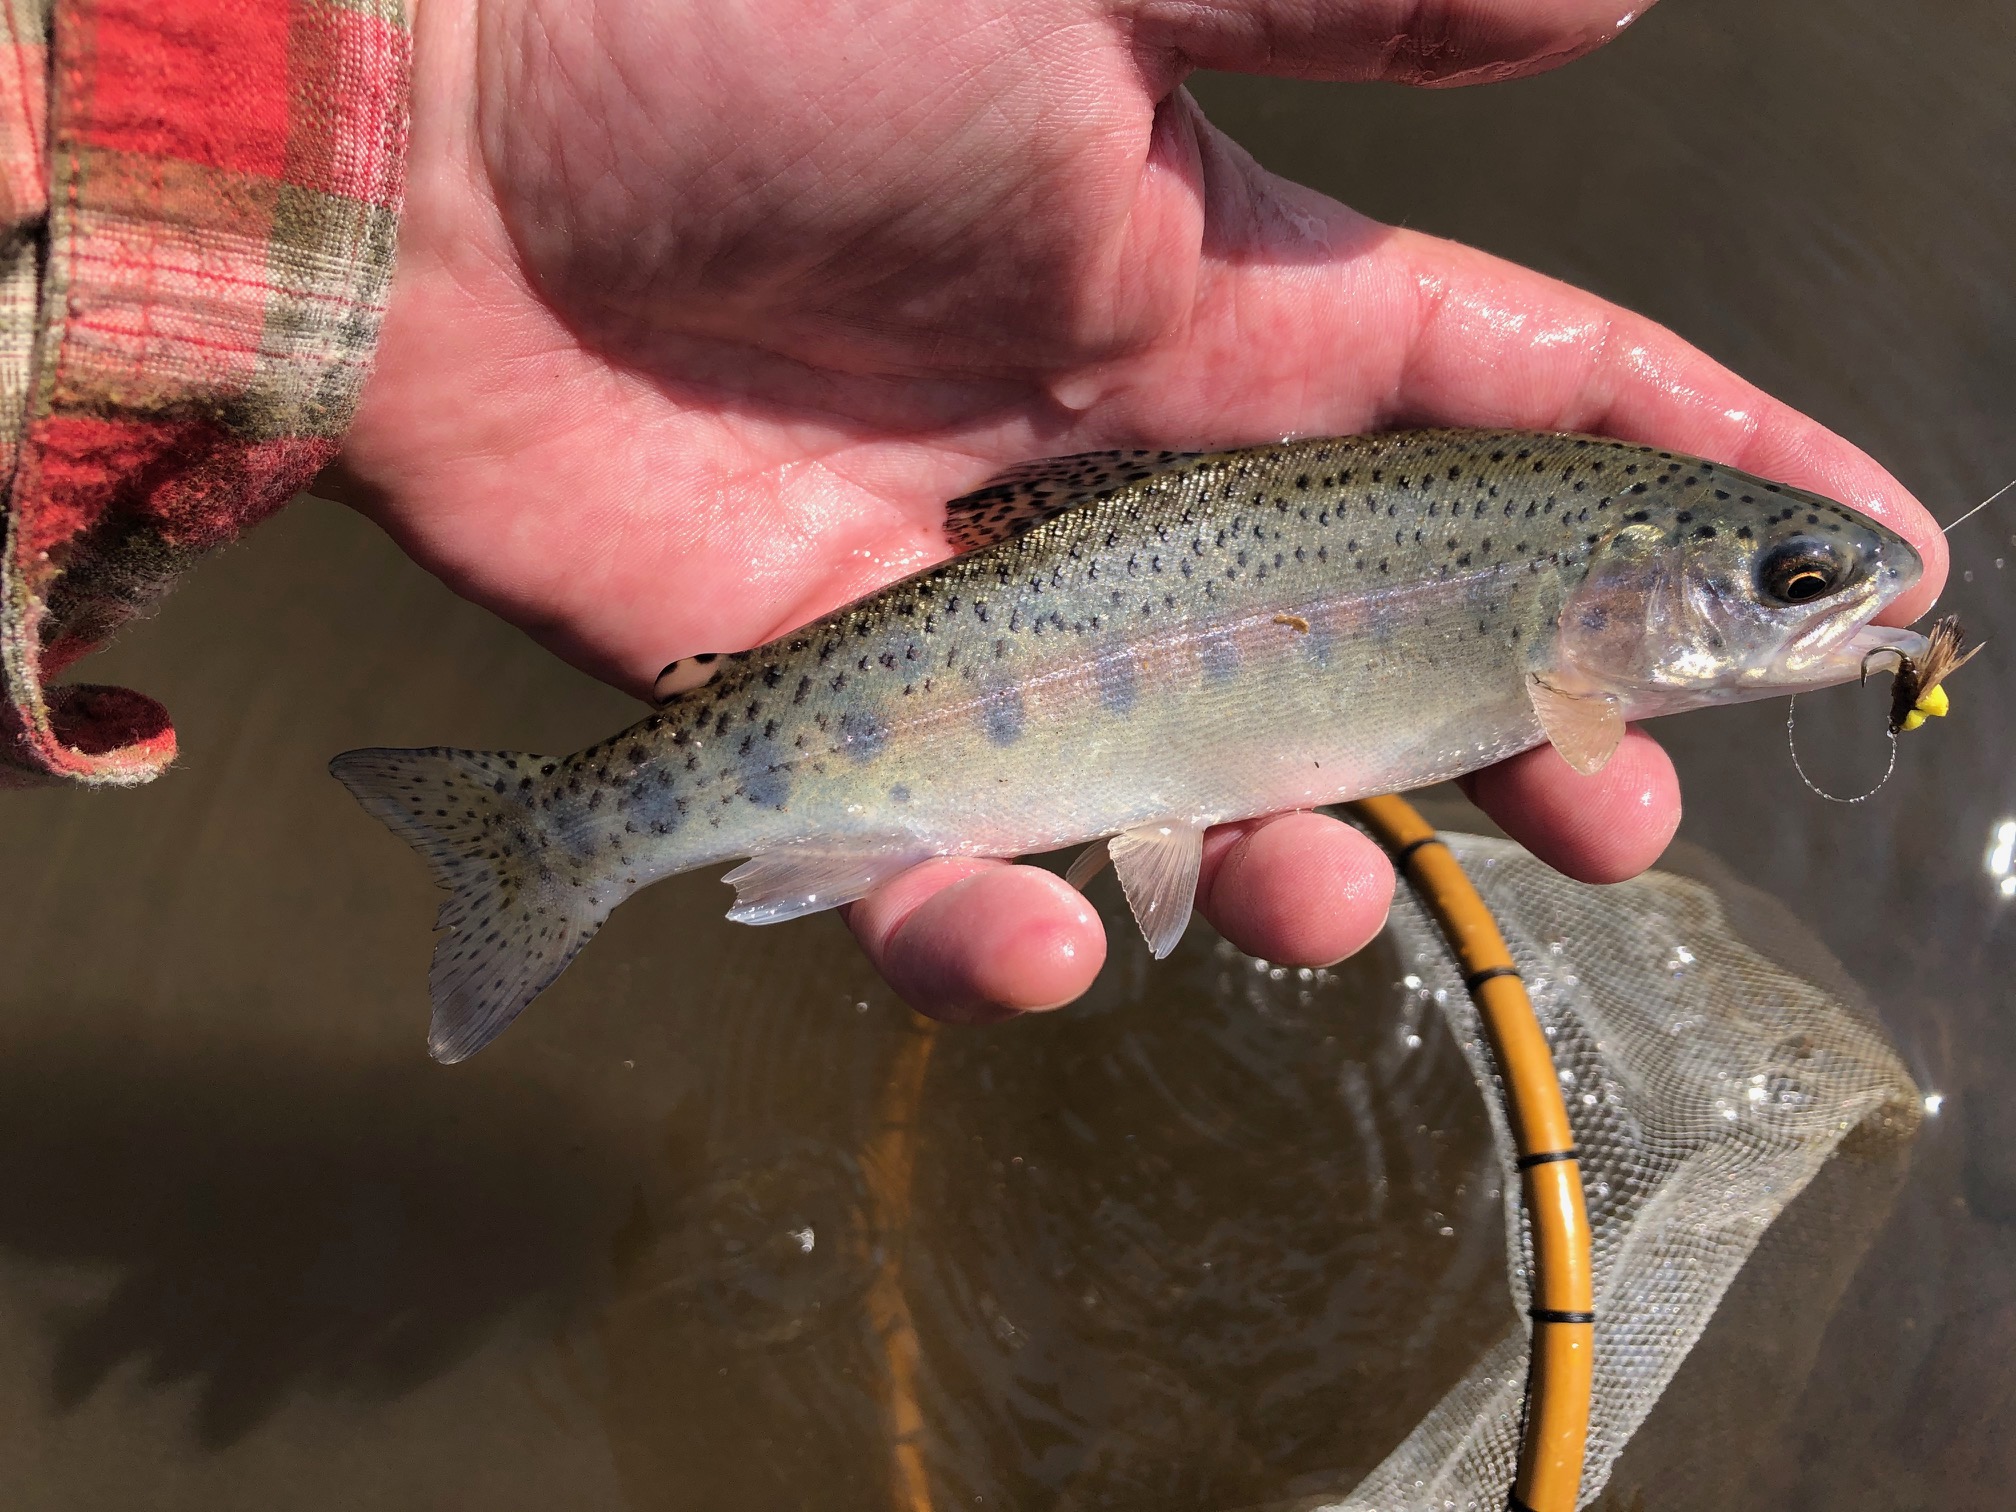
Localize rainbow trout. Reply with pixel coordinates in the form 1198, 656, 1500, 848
333, 430, 1926, 1061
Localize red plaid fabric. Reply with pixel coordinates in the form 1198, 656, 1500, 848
0, 0, 408, 785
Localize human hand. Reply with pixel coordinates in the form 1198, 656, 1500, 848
330, 0, 1946, 1024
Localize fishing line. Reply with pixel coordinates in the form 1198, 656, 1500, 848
1784, 481, 2008, 802
1786, 695, 1898, 803
1942, 474, 2016, 535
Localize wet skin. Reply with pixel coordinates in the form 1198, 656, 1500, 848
326, 0, 1946, 1024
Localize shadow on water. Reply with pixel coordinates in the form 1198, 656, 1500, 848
0, 1017, 632, 1447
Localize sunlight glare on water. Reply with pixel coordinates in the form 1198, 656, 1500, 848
1987, 819, 2016, 899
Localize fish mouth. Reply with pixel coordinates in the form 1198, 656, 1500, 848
1845, 622, 1932, 667
1791, 619, 1933, 691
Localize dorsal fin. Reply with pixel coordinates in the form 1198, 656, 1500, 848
943, 447, 1207, 551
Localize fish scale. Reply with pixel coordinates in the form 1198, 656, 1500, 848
330, 429, 1923, 1061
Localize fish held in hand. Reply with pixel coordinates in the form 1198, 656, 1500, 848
330, 430, 1923, 1061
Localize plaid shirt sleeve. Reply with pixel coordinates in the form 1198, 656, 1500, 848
0, 0, 409, 786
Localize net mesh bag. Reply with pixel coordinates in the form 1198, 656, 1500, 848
1316, 831, 1921, 1511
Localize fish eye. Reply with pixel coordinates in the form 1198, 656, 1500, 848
1758, 539, 1848, 606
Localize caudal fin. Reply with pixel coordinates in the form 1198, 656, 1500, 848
329, 746, 619, 1063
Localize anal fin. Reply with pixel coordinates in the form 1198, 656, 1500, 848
722, 843, 928, 924
1527, 674, 1625, 776
1108, 822, 1206, 960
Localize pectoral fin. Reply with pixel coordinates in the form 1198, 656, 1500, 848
1108, 822, 1206, 960
1527, 674, 1625, 776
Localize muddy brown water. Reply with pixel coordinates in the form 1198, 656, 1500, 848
3, 3, 2011, 1507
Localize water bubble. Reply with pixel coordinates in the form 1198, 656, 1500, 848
614, 1139, 876, 1345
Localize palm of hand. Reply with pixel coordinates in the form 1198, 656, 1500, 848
333, 0, 1942, 1021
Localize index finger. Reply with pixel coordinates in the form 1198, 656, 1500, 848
1091, 128, 1949, 623
1127, 0, 1658, 87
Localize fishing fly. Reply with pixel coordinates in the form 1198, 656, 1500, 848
1788, 614, 1980, 803
1875, 615, 1982, 734
1788, 468, 2005, 802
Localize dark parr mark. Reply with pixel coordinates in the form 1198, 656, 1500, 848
981, 688, 1026, 746
737, 743, 791, 809
835, 709, 889, 761
1199, 629, 1240, 682
1097, 650, 1139, 716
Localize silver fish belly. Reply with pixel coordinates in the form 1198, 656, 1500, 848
331, 429, 1922, 1060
